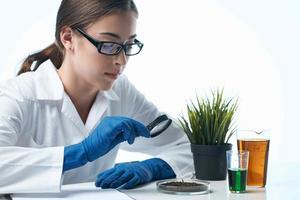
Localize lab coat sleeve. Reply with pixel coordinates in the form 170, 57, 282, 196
118, 76, 194, 178
0, 92, 64, 193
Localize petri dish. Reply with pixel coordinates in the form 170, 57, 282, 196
156, 179, 210, 195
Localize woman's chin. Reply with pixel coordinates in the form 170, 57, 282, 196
97, 81, 114, 91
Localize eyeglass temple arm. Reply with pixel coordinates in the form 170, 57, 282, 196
75, 27, 101, 48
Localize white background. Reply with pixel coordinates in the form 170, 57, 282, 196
0, 0, 299, 166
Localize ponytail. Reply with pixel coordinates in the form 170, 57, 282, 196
17, 43, 63, 75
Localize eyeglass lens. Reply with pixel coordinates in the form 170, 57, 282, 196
100, 42, 141, 55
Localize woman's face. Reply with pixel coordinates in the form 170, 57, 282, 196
71, 11, 137, 91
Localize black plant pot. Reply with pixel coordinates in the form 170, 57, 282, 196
191, 143, 232, 180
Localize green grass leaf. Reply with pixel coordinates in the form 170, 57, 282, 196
178, 89, 238, 145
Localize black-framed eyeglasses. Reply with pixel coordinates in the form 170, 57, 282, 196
146, 114, 172, 138
75, 27, 144, 56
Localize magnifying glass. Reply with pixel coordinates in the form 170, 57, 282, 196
146, 114, 172, 138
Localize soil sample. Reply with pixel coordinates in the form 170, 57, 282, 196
157, 179, 210, 193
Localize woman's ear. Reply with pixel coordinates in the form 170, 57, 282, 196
60, 26, 75, 51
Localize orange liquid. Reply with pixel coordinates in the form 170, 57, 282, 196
237, 139, 270, 187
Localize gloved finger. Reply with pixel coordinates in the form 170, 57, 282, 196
99, 170, 125, 189
110, 171, 134, 188
110, 120, 135, 145
109, 133, 127, 150
109, 122, 135, 148
131, 120, 150, 138
122, 121, 136, 144
108, 123, 135, 146
95, 168, 118, 187
119, 174, 140, 189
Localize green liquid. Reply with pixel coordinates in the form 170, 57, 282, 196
228, 168, 247, 193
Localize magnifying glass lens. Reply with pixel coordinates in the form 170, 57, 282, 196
150, 120, 170, 135
147, 115, 172, 138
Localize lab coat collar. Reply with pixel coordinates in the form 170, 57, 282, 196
103, 89, 120, 101
34, 60, 64, 101
34, 60, 120, 102
33, 61, 120, 134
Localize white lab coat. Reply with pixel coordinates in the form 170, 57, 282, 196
0, 61, 193, 193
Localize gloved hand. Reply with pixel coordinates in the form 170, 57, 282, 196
95, 158, 176, 189
63, 116, 150, 172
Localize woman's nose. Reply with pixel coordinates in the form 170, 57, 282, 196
114, 50, 128, 66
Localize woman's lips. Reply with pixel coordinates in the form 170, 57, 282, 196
104, 72, 119, 80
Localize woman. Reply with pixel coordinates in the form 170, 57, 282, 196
0, 0, 193, 193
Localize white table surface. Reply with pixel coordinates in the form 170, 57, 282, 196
125, 162, 300, 200
8, 162, 300, 200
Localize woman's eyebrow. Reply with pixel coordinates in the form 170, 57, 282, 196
99, 32, 137, 40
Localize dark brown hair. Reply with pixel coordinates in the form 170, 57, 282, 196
18, 0, 138, 75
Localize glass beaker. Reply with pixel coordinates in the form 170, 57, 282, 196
226, 150, 249, 193
237, 130, 270, 187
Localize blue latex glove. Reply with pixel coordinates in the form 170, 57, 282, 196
95, 158, 176, 189
63, 116, 150, 172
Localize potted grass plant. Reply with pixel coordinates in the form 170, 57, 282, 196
178, 89, 238, 180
